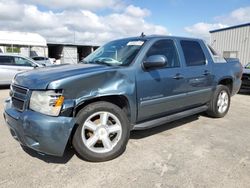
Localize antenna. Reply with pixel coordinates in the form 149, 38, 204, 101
140, 32, 145, 37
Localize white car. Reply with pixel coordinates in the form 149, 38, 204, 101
0, 54, 43, 85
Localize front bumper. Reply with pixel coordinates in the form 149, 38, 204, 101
4, 99, 76, 156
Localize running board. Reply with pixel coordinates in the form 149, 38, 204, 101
133, 105, 208, 130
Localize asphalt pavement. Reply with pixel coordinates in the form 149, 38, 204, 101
0, 87, 249, 188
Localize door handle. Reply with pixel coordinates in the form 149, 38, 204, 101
203, 70, 211, 76
173, 73, 184, 80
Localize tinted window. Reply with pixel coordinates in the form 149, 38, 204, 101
32, 57, 39, 60
146, 39, 180, 68
0, 56, 14, 65
33, 57, 48, 61
180, 40, 206, 66
14, 57, 33, 66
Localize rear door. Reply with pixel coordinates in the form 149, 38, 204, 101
179, 40, 214, 107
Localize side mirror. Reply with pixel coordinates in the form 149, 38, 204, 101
143, 55, 167, 69
32, 64, 39, 68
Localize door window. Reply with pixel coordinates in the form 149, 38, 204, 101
0, 56, 15, 65
14, 57, 33, 67
146, 39, 180, 68
180, 40, 206, 66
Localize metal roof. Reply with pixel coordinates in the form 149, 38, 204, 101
47, 42, 98, 47
0, 31, 47, 47
209, 23, 250, 33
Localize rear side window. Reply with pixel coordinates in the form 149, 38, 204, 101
0, 56, 14, 65
180, 40, 206, 66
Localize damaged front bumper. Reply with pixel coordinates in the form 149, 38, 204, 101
4, 98, 76, 156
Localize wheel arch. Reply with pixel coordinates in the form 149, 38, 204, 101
73, 95, 132, 122
218, 77, 233, 95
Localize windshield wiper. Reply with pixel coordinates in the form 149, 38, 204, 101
80, 60, 89, 64
93, 60, 112, 66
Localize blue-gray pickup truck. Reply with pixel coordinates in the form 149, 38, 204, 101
4, 35, 243, 161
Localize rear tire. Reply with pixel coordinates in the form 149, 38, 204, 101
206, 85, 231, 118
73, 101, 130, 162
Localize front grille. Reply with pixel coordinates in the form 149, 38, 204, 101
10, 85, 29, 111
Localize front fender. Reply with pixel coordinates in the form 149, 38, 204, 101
48, 68, 137, 123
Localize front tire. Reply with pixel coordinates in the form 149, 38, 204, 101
73, 101, 130, 162
206, 85, 231, 118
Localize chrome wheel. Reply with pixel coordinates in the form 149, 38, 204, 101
217, 90, 229, 114
81, 111, 122, 153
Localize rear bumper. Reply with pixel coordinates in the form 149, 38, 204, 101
4, 99, 76, 156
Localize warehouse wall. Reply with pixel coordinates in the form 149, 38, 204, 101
62, 46, 78, 64
210, 26, 250, 66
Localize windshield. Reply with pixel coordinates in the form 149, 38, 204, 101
82, 38, 146, 66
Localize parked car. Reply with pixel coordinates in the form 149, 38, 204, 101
4, 35, 242, 162
0, 54, 43, 85
241, 63, 250, 89
31, 56, 55, 66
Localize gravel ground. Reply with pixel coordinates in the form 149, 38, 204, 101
0, 87, 249, 188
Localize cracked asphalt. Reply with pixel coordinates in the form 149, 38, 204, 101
0, 87, 249, 188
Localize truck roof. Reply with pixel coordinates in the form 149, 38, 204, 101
115, 35, 203, 42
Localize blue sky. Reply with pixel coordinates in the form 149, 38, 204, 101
126, 0, 250, 35
0, 0, 250, 44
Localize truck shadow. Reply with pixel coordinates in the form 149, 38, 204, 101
0, 85, 10, 90
130, 114, 200, 139
21, 114, 200, 163
21, 145, 75, 164
238, 89, 250, 95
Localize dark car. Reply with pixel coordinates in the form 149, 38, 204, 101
241, 63, 250, 89
4, 35, 242, 162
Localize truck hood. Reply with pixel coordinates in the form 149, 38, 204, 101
14, 64, 114, 89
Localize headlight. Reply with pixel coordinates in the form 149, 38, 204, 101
29, 90, 64, 116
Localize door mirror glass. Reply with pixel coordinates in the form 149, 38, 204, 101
143, 55, 167, 69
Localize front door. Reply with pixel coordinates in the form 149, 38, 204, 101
136, 39, 188, 122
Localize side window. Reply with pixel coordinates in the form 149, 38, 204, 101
180, 40, 206, 66
146, 39, 180, 68
32, 57, 39, 60
14, 57, 33, 67
0, 56, 14, 65
33, 57, 47, 61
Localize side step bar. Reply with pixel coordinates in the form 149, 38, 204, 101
133, 105, 208, 130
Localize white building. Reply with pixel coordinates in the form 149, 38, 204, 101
210, 23, 250, 66
0, 31, 47, 57
0, 30, 98, 64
